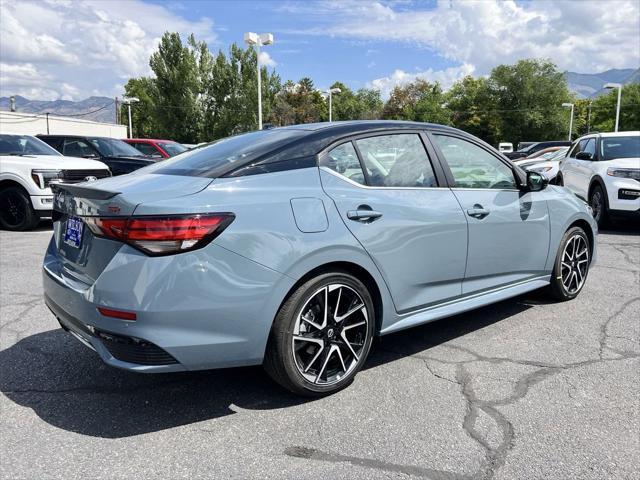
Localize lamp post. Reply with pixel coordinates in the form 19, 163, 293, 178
323, 87, 341, 122
244, 32, 274, 130
603, 82, 622, 132
562, 102, 574, 141
122, 97, 139, 138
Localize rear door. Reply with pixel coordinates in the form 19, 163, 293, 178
319, 131, 468, 313
430, 132, 549, 294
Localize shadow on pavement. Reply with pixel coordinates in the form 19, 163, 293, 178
0, 296, 534, 438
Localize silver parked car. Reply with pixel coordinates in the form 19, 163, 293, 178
43, 121, 597, 396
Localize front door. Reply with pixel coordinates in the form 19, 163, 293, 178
319, 132, 468, 313
430, 133, 550, 294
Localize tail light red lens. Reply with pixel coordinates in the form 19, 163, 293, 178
85, 213, 234, 256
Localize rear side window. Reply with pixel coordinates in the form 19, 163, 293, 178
355, 134, 437, 187
148, 129, 306, 178
321, 142, 365, 185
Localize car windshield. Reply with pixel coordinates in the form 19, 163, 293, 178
147, 129, 306, 177
0, 134, 62, 156
600, 136, 640, 161
88, 137, 145, 157
158, 142, 188, 157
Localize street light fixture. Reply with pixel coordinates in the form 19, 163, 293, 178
562, 102, 574, 141
122, 97, 139, 139
322, 87, 342, 122
244, 32, 274, 130
603, 82, 622, 132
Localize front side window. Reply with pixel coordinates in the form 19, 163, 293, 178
321, 142, 365, 185
355, 134, 437, 187
63, 139, 97, 158
131, 142, 160, 156
582, 138, 596, 159
88, 138, 145, 157
434, 135, 516, 189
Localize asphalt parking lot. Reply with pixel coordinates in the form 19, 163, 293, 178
0, 222, 638, 480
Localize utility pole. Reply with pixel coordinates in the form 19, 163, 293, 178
587, 101, 592, 133
115, 97, 119, 124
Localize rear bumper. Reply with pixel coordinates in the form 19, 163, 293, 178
42, 237, 295, 373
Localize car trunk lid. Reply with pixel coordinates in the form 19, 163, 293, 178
49, 174, 213, 285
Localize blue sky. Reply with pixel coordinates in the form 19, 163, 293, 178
1, 0, 639, 100
153, 0, 454, 91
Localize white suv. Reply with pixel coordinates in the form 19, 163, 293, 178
558, 131, 639, 227
0, 134, 110, 231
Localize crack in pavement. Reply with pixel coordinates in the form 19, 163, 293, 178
284, 261, 639, 479
284, 446, 473, 480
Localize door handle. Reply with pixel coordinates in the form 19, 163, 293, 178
347, 206, 383, 223
466, 205, 490, 219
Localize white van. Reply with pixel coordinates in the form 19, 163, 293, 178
498, 142, 513, 153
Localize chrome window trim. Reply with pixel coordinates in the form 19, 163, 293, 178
319, 166, 445, 191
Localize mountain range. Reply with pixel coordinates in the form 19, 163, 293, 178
565, 68, 639, 99
1, 68, 638, 124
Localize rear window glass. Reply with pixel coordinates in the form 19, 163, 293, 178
146, 129, 306, 177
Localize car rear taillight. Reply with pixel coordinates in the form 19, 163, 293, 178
85, 213, 234, 256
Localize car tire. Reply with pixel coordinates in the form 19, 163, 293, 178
548, 226, 591, 301
0, 186, 39, 231
264, 271, 375, 396
589, 184, 609, 228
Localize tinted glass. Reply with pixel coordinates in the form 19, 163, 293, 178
88, 137, 145, 157
148, 129, 306, 178
568, 141, 582, 158
600, 136, 640, 160
0, 134, 61, 156
583, 138, 596, 158
131, 143, 160, 156
321, 142, 365, 185
158, 142, 188, 156
355, 134, 437, 187
63, 139, 96, 158
434, 135, 516, 189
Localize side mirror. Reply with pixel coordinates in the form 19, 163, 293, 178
575, 151, 593, 161
526, 171, 548, 192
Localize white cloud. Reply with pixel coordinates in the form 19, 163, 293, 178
284, 0, 639, 85
259, 51, 277, 67
368, 63, 475, 98
0, 0, 216, 100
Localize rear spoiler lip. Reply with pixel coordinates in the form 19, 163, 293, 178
51, 182, 121, 200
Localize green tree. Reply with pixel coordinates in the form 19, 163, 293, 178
148, 32, 202, 143
488, 59, 571, 146
120, 77, 158, 138
270, 78, 324, 126
591, 83, 640, 132
381, 79, 450, 124
446, 76, 501, 145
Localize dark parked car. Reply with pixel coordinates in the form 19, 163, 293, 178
37, 135, 156, 175
505, 141, 572, 160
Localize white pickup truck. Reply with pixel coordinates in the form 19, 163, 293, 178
0, 133, 111, 231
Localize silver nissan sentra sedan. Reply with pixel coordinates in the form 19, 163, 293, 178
43, 121, 597, 396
